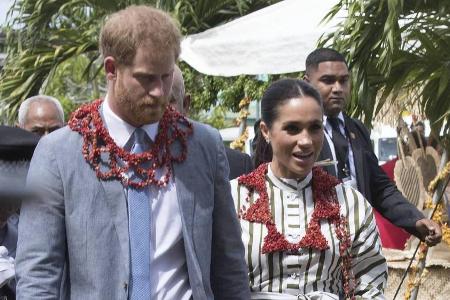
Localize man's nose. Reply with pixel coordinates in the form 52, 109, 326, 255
148, 78, 164, 97
332, 80, 343, 93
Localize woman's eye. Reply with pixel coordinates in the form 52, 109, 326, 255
310, 124, 323, 132
284, 125, 299, 134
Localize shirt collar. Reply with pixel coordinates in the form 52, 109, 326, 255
102, 95, 159, 148
267, 163, 312, 193
323, 111, 345, 127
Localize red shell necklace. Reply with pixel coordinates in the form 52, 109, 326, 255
238, 163, 355, 299
68, 99, 193, 189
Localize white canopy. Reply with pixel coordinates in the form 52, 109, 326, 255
180, 0, 345, 76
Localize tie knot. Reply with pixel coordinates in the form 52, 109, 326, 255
328, 117, 342, 131
133, 128, 148, 144
130, 128, 149, 154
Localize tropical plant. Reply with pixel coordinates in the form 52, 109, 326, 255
321, 0, 450, 149
0, 0, 280, 123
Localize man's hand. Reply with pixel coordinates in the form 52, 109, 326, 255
415, 218, 442, 247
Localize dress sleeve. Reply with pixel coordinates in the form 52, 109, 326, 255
349, 189, 388, 299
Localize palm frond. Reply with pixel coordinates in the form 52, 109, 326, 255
320, 0, 450, 148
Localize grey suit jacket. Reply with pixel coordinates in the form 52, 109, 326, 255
16, 121, 250, 300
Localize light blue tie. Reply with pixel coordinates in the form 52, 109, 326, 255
128, 128, 151, 299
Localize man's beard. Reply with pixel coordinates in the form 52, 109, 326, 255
115, 80, 167, 126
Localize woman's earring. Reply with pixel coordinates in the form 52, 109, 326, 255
266, 138, 270, 144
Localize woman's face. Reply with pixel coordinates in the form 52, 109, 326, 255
261, 96, 324, 179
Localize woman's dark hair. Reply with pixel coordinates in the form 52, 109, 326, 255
253, 78, 323, 168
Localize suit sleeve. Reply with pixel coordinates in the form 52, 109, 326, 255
15, 137, 66, 299
353, 119, 424, 236
243, 152, 254, 175
210, 131, 251, 299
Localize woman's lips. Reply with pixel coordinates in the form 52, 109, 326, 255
293, 152, 314, 160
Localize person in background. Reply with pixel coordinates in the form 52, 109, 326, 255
304, 48, 441, 246
17, 95, 64, 137
170, 65, 253, 179
232, 78, 387, 299
169, 65, 191, 116
15, 6, 249, 300
0, 126, 39, 299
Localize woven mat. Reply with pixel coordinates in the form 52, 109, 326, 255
386, 266, 450, 300
384, 246, 450, 299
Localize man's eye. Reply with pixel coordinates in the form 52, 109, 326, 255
32, 129, 45, 136
321, 78, 335, 84
136, 75, 153, 81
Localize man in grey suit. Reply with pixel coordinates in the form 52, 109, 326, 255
16, 5, 250, 300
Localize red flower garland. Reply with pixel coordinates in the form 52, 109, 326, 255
238, 163, 355, 299
68, 99, 193, 189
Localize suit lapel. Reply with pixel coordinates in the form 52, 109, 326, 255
99, 152, 130, 277
318, 135, 337, 177
172, 139, 195, 232
172, 142, 203, 296
344, 115, 365, 192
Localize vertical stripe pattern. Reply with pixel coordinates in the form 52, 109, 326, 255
230, 167, 387, 299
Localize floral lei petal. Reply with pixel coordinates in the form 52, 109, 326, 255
68, 99, 193, 189
238, 163, 355, 299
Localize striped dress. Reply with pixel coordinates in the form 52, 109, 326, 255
230, 165, 387, 300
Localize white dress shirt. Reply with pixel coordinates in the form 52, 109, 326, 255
323, 112, 357, 189
102, 97, 192, 300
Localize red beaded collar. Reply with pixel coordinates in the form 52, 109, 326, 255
238, 163, 355, 299
68, 99, 193, 189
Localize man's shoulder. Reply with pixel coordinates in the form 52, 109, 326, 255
225, 147, 250, 161
190, 119, 217, 132
33, 126, 82, 158
41, 125, 80, 143
189, 120, 221, 142
344, 114, 371, 140
345, 114, 364, 128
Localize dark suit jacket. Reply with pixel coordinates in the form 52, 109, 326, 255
225, 147, 254, 180
318, 114, 424, 236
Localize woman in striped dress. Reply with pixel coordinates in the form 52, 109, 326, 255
230, 79, 387, 300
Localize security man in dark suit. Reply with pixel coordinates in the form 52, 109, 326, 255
170, 65, 254, 180
223, 146, 253, 180
304, 48, 441, 246
0, 126, 39, 299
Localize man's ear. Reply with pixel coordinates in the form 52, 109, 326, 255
303, 74, 310, 82
104, 56, 117, 81
183, 94, 191, 116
